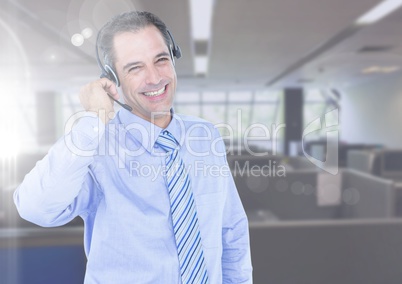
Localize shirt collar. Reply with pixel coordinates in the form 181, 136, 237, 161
117, 108, 184, 153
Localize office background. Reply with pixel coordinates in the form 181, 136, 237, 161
2, 0, 402, 283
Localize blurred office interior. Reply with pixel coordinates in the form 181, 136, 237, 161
2, 0, 402, 283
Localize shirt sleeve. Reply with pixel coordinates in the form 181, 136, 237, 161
221, 172, 253, 283
214, 128, 253, 283
13, 112, 104, 227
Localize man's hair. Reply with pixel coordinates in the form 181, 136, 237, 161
98, 11, 171, 69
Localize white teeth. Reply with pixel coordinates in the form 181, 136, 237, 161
143, 86, 166, 97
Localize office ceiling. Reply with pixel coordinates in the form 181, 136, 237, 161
1, 0, 402, 93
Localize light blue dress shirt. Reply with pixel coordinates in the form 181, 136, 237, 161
14, 109, 252, 283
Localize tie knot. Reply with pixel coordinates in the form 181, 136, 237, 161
156, 130, 179, 153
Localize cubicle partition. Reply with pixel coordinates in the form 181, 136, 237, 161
231, 156, 400, 283
0, 185, 86, 284
233, 169, 341, 221
0, 227, 86, 284
347, 148, 402, 216
233, 167, 396, 221
250, 219, 402, 284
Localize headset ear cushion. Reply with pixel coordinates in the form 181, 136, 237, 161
174, 45, 182, 59
104, 65, 120, 87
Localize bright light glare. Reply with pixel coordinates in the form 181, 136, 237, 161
71, 33, 84, 46
362, 66, 381, 74
0, 86, 20, 158
190, 0, 214, 40
356, 0, 402, 24
0, 17, 31, 159
195, 56, 208, 74
382, 66, 400, 73
81, 27, 93, 39
0, 136, 20, 158
361, 65, 400, 74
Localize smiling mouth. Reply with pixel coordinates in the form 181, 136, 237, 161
143, 85, 167, 97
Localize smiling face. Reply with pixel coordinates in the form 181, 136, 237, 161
113, 25, 177, 128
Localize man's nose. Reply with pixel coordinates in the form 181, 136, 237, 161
145, 65, 162, 85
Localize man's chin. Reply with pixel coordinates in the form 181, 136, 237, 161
148, 109, 171, 122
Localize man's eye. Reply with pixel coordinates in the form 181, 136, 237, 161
157, 57, 169, 63
129, 66, 140, 72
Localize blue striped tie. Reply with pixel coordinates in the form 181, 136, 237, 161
156, 130, 209, 284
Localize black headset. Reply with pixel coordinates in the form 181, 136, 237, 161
95, 28, 182, 88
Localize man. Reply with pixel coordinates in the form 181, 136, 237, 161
14, 11, 252, 283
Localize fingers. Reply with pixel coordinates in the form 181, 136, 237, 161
79, 78, 119, 123
100, 78, 119, 100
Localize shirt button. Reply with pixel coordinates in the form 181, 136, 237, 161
93, 127, 99, 132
